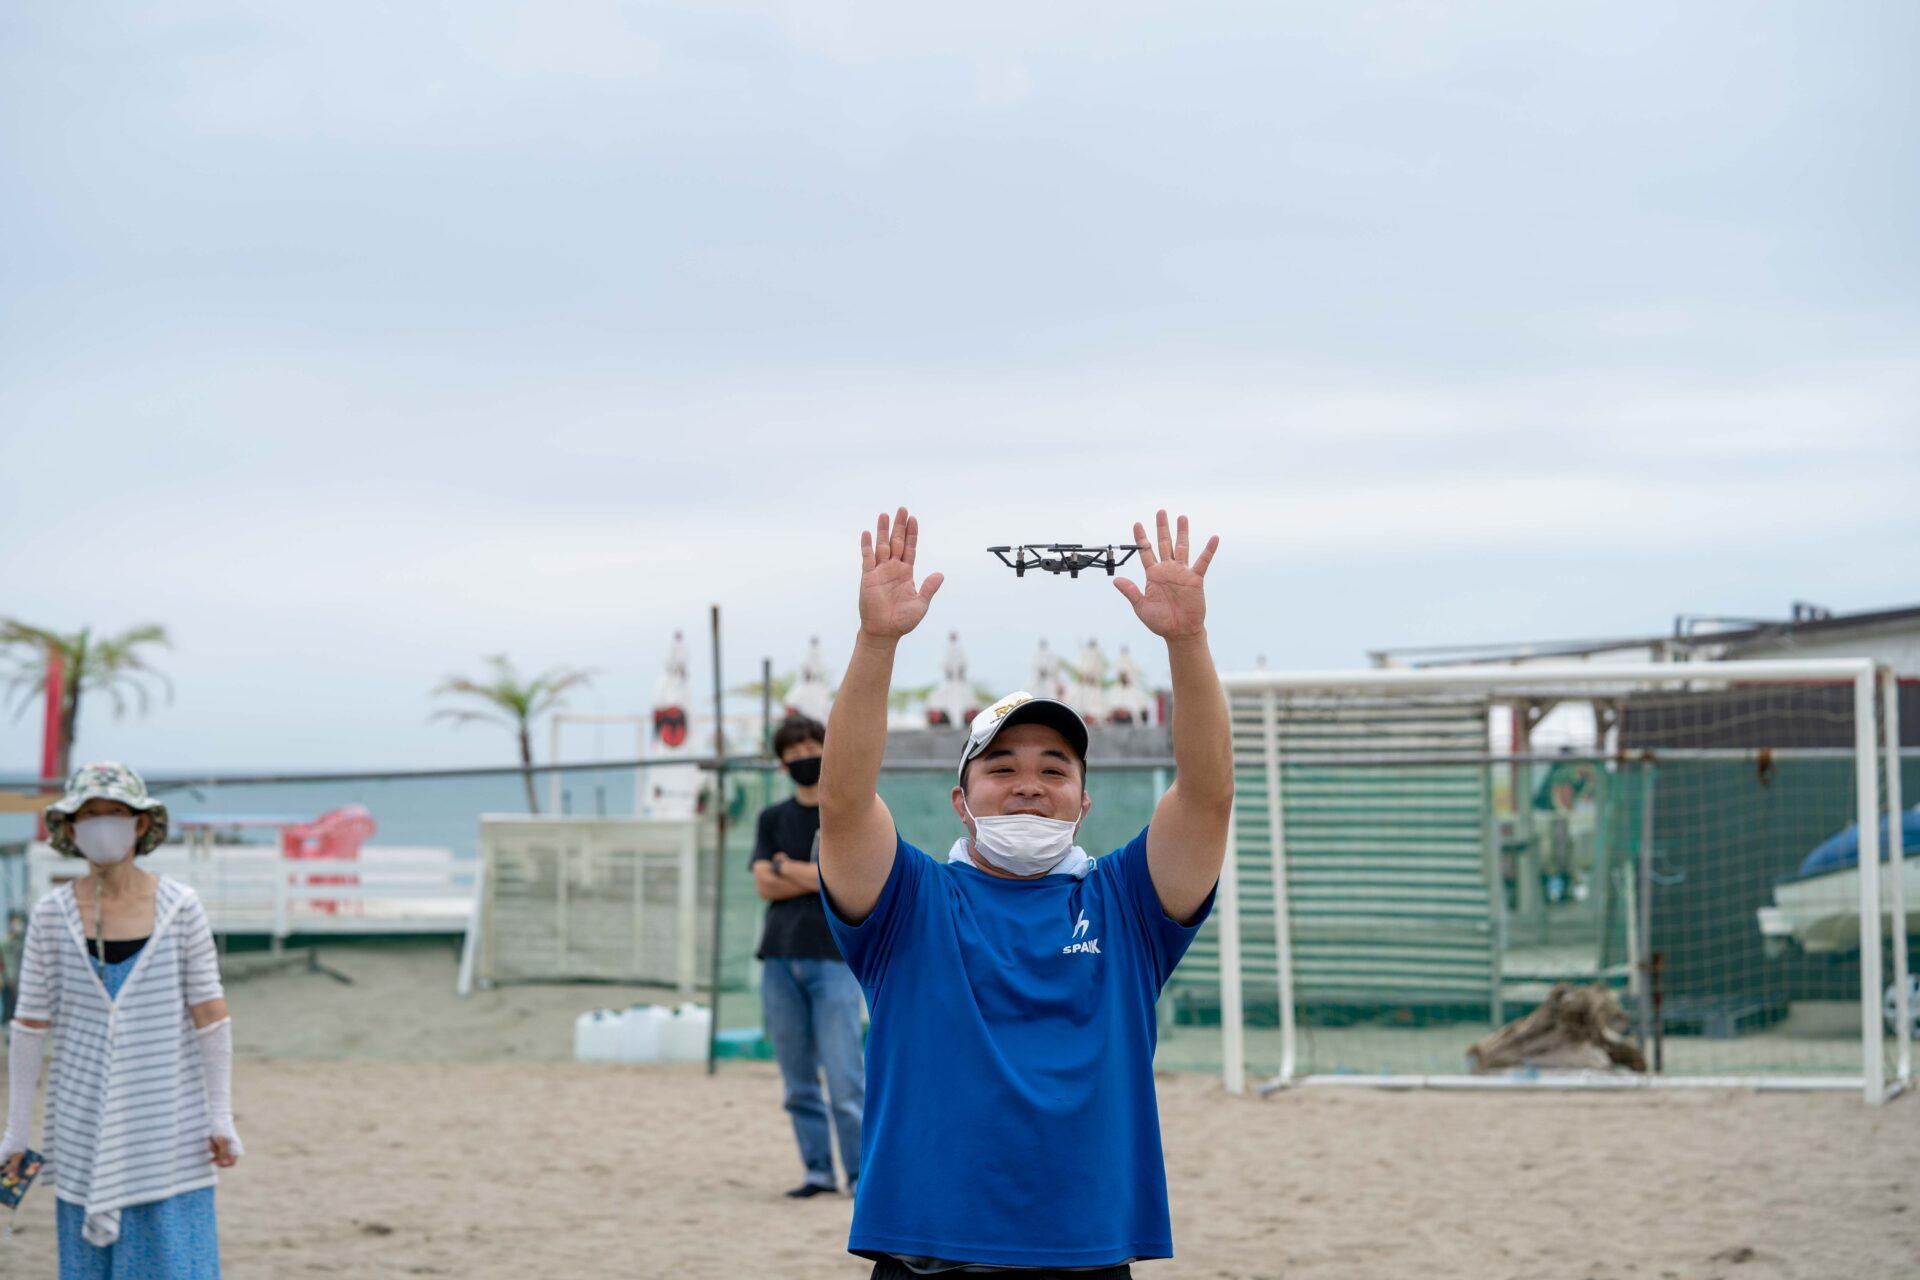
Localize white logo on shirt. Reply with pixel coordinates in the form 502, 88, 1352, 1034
1064, 909, 1100, 956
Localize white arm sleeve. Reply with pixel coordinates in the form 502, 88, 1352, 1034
195, 1017, 243, 1155
3, 1021, 47, 1161
13, 904, 57, 1023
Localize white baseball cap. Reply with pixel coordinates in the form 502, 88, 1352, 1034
958, 690, 1090, 780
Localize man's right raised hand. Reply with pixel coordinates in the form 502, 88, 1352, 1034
859, 507, 944, 640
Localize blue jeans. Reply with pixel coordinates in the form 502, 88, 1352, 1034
760, 957, 864, 1187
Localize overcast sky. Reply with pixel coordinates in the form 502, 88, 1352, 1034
2, 1, 1915, 774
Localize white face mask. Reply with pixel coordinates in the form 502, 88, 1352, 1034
73, 815, 139, 866
962, 795, 1079, 877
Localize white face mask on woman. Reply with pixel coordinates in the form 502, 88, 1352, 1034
961, 796, 1080, 877
73, 815, 139, 866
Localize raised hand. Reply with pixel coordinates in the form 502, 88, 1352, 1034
859, 506, 944, 640
1114, 510, 1218, 640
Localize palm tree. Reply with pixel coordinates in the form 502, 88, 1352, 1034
887, 684, 934, 712
1, 621, 173, 780
728, 672, 797, 706
431, 655, 593, 813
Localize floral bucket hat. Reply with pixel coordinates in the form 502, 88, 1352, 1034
43, 762, 171, 857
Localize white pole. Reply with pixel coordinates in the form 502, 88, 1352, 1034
1218, 802, 1246, 1095
1881, 669, 1909, 1085
1854, 671, 1886, 1104
456, 858, 485, 997
272, 847, 289, 954
1263, 689, 1297, 1083
678, 822, 699, 993
635, 725, 648, 818
548, 718, 562, 817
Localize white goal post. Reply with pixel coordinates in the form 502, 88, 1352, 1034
1212, 658, 1909, 1105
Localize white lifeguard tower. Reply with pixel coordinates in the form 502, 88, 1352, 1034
928, 631, 975, 726
1110, 645, 1154, 724
787, 636, 834, 725
1074, 638, 1109, 723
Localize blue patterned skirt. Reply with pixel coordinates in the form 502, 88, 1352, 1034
56, 1185, 221, 1279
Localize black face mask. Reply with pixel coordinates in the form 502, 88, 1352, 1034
785, 756, 823, 787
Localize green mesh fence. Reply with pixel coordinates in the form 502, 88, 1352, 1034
1199, 681, 1914, 1084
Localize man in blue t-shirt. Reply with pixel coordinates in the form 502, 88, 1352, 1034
818, 506, 1233, 1279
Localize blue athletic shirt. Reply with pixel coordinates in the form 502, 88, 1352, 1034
822, 825, 1214, 1269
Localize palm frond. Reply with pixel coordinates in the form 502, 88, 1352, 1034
433, 656, 593, 753
731, 673, 797, 701
1, 671, 49, 721
428, 708, 513, 730
887, 683, 935, 711
0, 619, 67, 652
525, 667, 594, 718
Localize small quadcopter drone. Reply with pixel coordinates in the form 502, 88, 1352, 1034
987, 543, 1142, 579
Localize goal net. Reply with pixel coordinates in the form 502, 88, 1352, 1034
1198, 660, 1910, 1103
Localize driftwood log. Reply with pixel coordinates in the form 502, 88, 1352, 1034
1468, 982, 1648, 1073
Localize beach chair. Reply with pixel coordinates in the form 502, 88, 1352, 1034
281, 805, 377, 915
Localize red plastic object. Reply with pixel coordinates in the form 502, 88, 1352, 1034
280, 805, 376, 914
37, 645, 63, 843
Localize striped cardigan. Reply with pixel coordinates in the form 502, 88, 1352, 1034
15, 876, 226, 1246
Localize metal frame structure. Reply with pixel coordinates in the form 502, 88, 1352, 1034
1214, 659, 1909, 1105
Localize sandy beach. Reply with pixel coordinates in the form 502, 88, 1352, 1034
5, 942, 1916, 1278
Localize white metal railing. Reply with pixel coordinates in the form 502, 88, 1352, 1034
27, 843, 474, 944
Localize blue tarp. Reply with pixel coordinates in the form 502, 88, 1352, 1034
1796, 809, 1920, 879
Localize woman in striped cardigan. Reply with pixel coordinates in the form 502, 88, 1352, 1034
3, 762, 241, 1279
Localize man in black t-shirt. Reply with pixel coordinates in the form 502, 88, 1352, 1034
753, 714, 864, 1198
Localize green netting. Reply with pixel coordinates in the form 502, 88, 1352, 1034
1201, 682, 1913, 1084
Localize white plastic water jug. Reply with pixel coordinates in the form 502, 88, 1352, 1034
660, 1003, 713, 1062
573, 1009, 623, 1062
617, 1004, 672, 1062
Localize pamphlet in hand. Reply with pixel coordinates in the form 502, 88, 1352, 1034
0, 1151, 42, 1210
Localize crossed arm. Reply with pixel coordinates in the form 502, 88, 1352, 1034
752, 855, 822, 902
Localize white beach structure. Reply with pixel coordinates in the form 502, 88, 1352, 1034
928, 631, 974, 727
1074, 638, 1108, 723
641, 630, 702, 820
787, 636, 833, 726
1030, 639, 1066, 703
1111, 645, 1154, 724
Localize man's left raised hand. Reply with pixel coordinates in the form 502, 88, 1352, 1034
1115, 510, 1218, 640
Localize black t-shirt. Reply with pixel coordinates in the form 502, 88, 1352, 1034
751, 797, 844, 962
